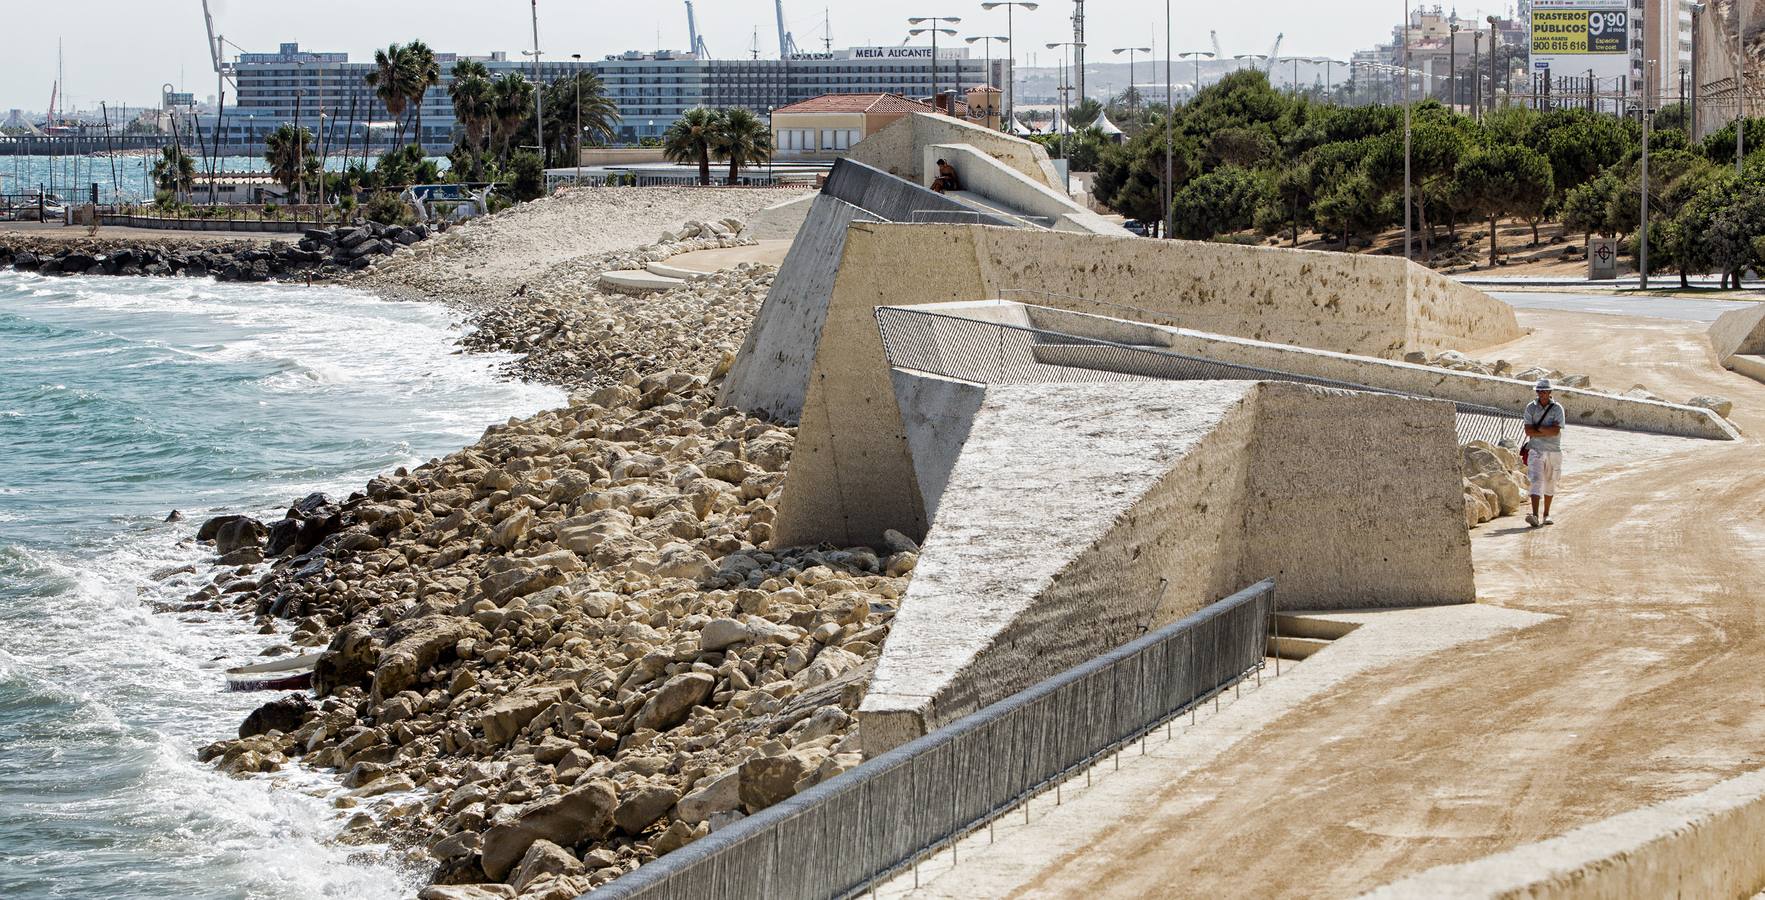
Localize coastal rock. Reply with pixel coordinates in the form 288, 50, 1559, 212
509, 839, 584, 893
373, 616, 490, 699
418, 887, 517, 900
314, 623, 380, 696
479, 780, 618, 880
1688, 395, 1734, 418
613, 783, 680, 835
239, 694, 314, 739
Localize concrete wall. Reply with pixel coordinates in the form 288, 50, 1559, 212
859, 379, 1475, 752
847, 112, 1064, 192
717, 160, 1010, 421
1024, 305, 1739, 441
1732, 354, 1765, 385
718, 194, 880, 422
1360, 766, 1765, 899
1709, 301, 1765, 363
766, 222, 1527, 547
888, 370, 987, 525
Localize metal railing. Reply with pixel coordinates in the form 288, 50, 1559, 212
586, 580, 1278, 900
874, 304, 1523, 447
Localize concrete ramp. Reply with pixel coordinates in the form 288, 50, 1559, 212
859, 379, 1475, 753
1710, 302, 1765, 374
847, 111, 1065, 191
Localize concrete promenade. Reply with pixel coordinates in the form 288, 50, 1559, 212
882, 305, 1765, 898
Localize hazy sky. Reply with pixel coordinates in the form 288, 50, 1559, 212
3, 0, 1514, 111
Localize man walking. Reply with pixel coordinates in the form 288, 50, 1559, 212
1524, 378, 1565, 527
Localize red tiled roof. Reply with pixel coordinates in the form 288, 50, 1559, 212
771, 92, 938, 115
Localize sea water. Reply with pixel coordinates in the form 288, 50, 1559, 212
0, 271, 562, 899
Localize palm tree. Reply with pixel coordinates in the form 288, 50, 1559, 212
542, 72, 621, 165
712, 107, 772, 185
365, 43, 412, 147
264, 124, 318, 197
150, 145, 196, 197
449, 59, 494, 151
403, 41, 442, 153
663, 107, 722, 186
490, 73, 535, 159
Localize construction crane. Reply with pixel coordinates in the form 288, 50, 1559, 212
1264, 33, 1283, 74
200, 0, 237, 102
684, 1, 710, 57
775, 0, 801, 58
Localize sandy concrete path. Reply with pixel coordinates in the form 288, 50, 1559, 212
899, 308, 1765, 898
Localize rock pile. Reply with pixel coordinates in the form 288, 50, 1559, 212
1460, 440, 1530, 528
0, 221, 431, 282
180, 377, 909, 896
1404, 349, 1595, 388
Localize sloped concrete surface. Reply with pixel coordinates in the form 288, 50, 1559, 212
858, 380, 1475, 752
1709, 300, 1765, 362
847, 112, 1065, 191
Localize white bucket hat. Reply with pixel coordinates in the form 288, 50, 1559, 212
1534, 378, 1552, 391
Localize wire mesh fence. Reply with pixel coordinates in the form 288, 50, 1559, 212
874, 304, 1523, 447
589, 581, 1278, 900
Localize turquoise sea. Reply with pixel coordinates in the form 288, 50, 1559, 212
0, 271, 561, 898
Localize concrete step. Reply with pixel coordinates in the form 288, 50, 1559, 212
644, 261, 703, 280
1272, 613, 1360, 642
1730, 354, 1765, 385
599, 269, 686, 294
1268, 635, 1332, 661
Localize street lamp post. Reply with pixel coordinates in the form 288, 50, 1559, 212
571, 53, 583, 185
969, 36, 1012, 128
1048, 39, 1083, 191
1450, 23, 1459, 110
1178, 50, 1214, 102
1405, 1, 1414, 261
981, 2, 1038, 126
1164, 0, 1173, 238
1472, 32, 1483, 120
1736, 1, 1745, 173
1112, 46, 1151, 119
1641, 60, 1653, 288
908, 16, 964, 107
1318, 58, 1346, 103
1487, 15, 1499, 114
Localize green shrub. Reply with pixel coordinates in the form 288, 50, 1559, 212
364, 191, 414, 226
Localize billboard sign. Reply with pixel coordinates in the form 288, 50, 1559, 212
1529, 0, 1635, 82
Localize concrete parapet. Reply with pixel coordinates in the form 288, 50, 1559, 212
847, 112, 1064, 192
1709, 302, 1765, 364
1023, 304, 1739, 441
858, 379, 1474, 752
768, 222, 1526, 547
1359, 766, 1765, 899
726, 221, 1522, 426
743, 193, 817, 241
1731, 354, 1765, 385
922, 143, 1120, 235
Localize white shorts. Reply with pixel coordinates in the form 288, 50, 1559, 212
1528, 449, 1562, 497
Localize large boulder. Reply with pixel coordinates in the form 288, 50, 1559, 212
614, 783, 680, 835
479, 780, 618, 880
372, 616, 489, 699
479, 682, 571, 746
738, 751, 818, 814
213, 517, 267, 555
238, 693, 314, 739
509, 839, 583, 894
630, 672, 714, 733
313, 623, 380, 696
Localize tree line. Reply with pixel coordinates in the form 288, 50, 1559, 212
1075, 69, 1765, 287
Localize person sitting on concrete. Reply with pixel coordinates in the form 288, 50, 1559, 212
1523, 378, 1565, 527
931, 158, 962, 194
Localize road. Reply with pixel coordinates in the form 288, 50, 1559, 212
1488, 290, 1755, 324
897, 307, 1765, 898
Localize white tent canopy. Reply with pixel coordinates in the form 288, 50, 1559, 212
1093, 111, 1124, 137
1009, 116, 1035, 136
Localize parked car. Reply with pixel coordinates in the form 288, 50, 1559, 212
1122, 219, 1153, 237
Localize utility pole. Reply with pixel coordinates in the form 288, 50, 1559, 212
1641, 60, 1652, 289
1165, 0, 1173, 238
1487, 15, 1499, 115
1404, 0, 1413, 261
1737, 0, 1745, 173
1692, 3, 1704, 138
572, 53, 583, 185
1450, 23, 1459, 110
531, 0, 544, 168
1072, 1, 1086, 102
1472, 32, 1483, 120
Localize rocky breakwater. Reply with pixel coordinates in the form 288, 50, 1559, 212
182, 373, 919, 899
0, 221, 433, 283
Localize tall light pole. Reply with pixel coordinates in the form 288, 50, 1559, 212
981, 2, 1039, 127
1179, 50, 1214, 101
1234, 53, 1268, 74
1691, 3, 1704, 138
1048, 39, 1083, 191
1486, 15, 1499, 114
1450, 23, 1460, 109
530, 0, 544, 167
1164, 0, 1172, 238
1736, 0, 1745, 173
1112, 46, 1151, 118
969, 36, 1012, 128
1472, 31, 1483, 120
571, 53, 583, 185
1318, 58, 1346, 103
908, 16, 963, 107
1641, 59, 1653, 289
1405, 1, 1414, 261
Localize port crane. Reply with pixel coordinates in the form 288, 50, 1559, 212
775, 0, 801, 58
200, 0, 237, 103
684, 1, 710, 57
